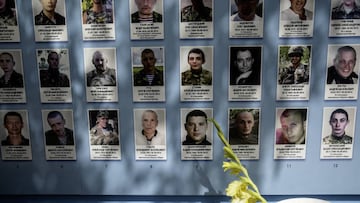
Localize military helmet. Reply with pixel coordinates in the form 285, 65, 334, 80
96, 110, 109, 118
288, 46, 304, 57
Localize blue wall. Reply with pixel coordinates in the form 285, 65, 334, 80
1, 0, 360, 202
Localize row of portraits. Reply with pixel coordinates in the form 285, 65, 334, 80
2, 0, 360, 41
0, 106, 356, 161
1, 44, 359, 103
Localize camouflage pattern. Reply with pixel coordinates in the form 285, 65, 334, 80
332, 4, 360, 19
323, 134, 352, 144
181, 5, 212, 22
90, 126, 119, 145
181, 68, 212, 85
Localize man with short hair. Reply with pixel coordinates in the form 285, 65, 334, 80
35, 0, 65, 25
327, 46, 359, 84
89, 110, 119, 145
181, 48, 212, 86
323, 108, 352, 144
229, 110, 258, 145
131, 0, 162, 23
332, 0, 360, 19
0, 52, 23, 88
45, 111, 74, 145
86, 50, 116, 86
276, 109, 307, 144
231, 0, 261, 21
230, 48, 260, 85
136, 110, 164, 145
182, 109, 211, 145
181, 0, 212, 22
40, 51, 70, 87
82, 0, 113, 24
281, 0, 313, 21
1, 111, 29, 146
279, 46, 309, 84
133, 49, 164, 86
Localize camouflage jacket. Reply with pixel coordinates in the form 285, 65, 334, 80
181, 68, 212, 85
181, 5, 212, 22
332, 4, 360, 19
323, 134, 353, 144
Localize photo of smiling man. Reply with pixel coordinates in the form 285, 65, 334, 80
325, 44, 360, 100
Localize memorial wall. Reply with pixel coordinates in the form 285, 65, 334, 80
1, 0, 360, 196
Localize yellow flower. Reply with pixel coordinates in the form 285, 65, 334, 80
208, 118, 267, 203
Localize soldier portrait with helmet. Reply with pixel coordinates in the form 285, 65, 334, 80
88, 110, 119, 145
278, 45, 311, 85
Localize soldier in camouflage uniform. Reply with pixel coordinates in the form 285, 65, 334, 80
89, 111, 119, 145
82, 0, 113, 24
278, 46, 309, 84
323, 108, 353, 144
332, 0, 360, 20
181, 0, 212, 22
181, 48, 212, 86
133, 48, 163, 86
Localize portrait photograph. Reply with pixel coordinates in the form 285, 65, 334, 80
331, 0, 360, 20
321, 107, 356, 145
81, 0, 114, 24
0, 49, 24, 88
32, 0, 67, 25
36, 49, 71, 88
0, 110, 30, 146
180, 46, 213, 86
180, 0, 213, 22
228, 108, 260, 145
229, 46, 262, 86
280, 0, 314, 21
132, 47, 165, 87
41, 109, 75, 146
130, 0, 163, 23
133, 108, 166, 146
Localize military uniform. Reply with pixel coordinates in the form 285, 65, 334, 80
323, 134, 352, 144
181, 68, 212, 85
181, 5, 212, 22
0, 9, 17, 26
35, 11, 65, 25
332, 4, 360, 19
83, 7, 113, 24
133, 68, 163, 86
90, 125, 119, 145
279, 64, 309, 84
